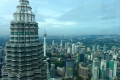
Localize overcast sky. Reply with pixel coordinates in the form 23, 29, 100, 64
0, 0, 120, 36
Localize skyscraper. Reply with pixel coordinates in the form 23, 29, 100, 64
50, 64, 55, 78
72, 44, 75, 55
65, 59, 73, 78
100, 60, 107, 79
2, 0, 46, 80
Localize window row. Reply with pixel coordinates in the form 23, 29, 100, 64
11, 32, 38, 35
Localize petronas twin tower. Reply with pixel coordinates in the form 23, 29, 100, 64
2, 0, 46, 80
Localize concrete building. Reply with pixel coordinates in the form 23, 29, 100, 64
0, 48, 5, 78
50, 64, 55, 78
2, 0, 46, 80
100, 60, 107, 79
92, 45, 96, 52
60, 40, 62, 51
92, 67, 99, 80
78, 53, 84, 64
78, 63, 88, 79
65, 43, 67, 49
52, 40, 55, 47
72, 44, 75, 55
97, 45, 100, 51
92, 58, 100, 80
66, 43, 70, 50
103, 44, 107, 52
92, 58, 99, 68
56, 67, 65, 77
113, 61, 118, 79
67, 47, 71, 54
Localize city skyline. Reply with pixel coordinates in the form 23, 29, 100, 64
0, 0, 120, 36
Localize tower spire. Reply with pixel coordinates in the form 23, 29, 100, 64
44, 26, 46, 33
43, 26, 47, 57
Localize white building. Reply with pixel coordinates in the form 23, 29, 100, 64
72, 44, 75, 55
67, 47, 71, 54
92, 67, 99, 80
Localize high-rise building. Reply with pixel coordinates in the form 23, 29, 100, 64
113, 61, 118, 79
2, 0, 46, 80
0, 48, 5, 78
100, 60, 107, 79
92, 45, 96, 52
43, 26, 47, 57
72, 44, 75, 55
60, 39, 62, 49
46, 61, 50, 80
92, 58, 99, 68
50, 64, 55, 78
65, 59, 73, 78
103, 44, 107, 52
106, 68, 113, 80
78, 53, 84, 64
78, 63, 88, 79
67, 43, 70, 50
67, 47, 71, 54
92, 58, 100, 80
52, 40, 54, 47
92, 67, 99, 80
65, 42, 67, 49
97, 45, 100, 51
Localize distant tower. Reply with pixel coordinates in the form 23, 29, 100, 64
92, 45, 96, 52
43, 26, 47, 57
60, 39, 62, 49
72, 44, 75, 55
97, 45, 100, 51
103, 44, 107, 52
100, 60, 107, 79
52, 40, 54, 46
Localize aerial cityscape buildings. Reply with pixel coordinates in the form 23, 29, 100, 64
0, 0, 120, 80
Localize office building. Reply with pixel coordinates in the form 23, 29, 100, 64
52, 40, 54, 47
50, 64, 55, 78
103, 44, 107, 52
100, 60, 107, 79
56, 67, 65, 77
67, 47, 71, 54
65, 59, 73, 78
92, 45, 96, 52
78, 63, 88, 79
72, 44, 75, 55
97, 45, 100, 51
2, 0, 46, 80
92, 67, 99, 80
78, 53, 84, 64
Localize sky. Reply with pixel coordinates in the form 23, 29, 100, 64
0, 0, 120, 36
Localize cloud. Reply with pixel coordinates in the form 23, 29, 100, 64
0, 0, 120, 36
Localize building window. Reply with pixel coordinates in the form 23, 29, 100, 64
25, 32, 29, 35
11, 32, 14, 35
15, 32, 18, 35
19, 32, 24, 35
30, 32, 34, 35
